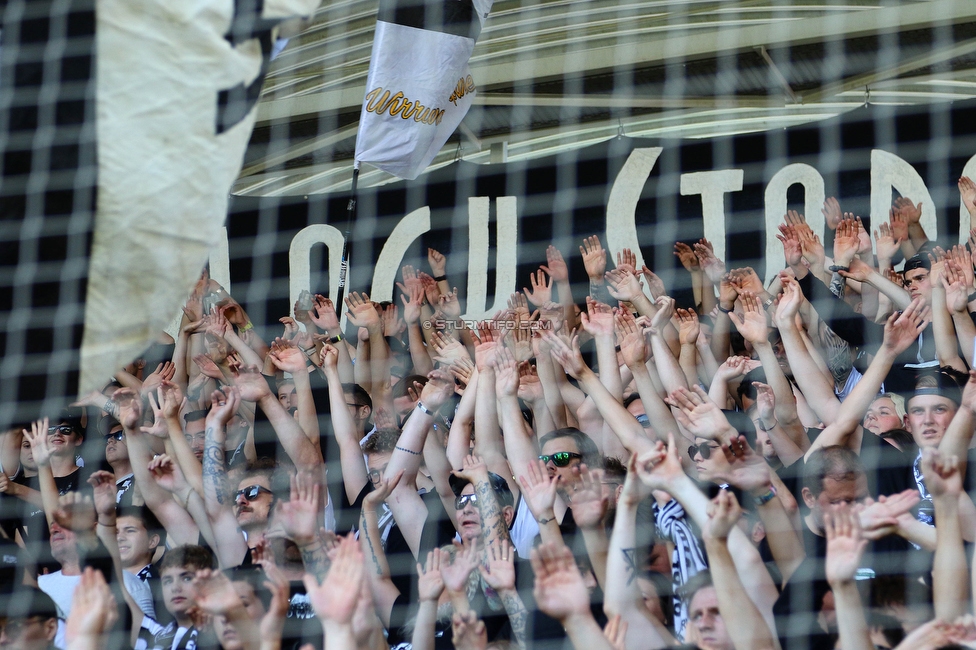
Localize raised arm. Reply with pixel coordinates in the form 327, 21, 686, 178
924, 449, 970, 621
319, 345, 370, 503
382, 369, 454, 558
805, 298, 927, 460
200, 387, 248, 568
268, 339, 321, 442
359, 473, 402, 628
546, 329, 655, 456
231, 364, 322, 471
699, 490, 777, 650
824, 509, 873, 650
605, 454, 677, 648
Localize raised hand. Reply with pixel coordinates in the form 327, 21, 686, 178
524, 268, 553, 307
148, 454, 189, 495
616, 248, 638, 276
824, 508, 867, 586
87, 471, 118, 522
318, 344, 339, 373
703, 488, 742, 540
428, 248, 447, 277
832, 218, 860, 267
569, 466, 607, 530
647, 295, 675, 335
23, 417, 53, 466
53, 492, 97, 533
492, 346, 520, 397
110, 388, 142, 430
194, 569, 245, 615
714, 436, 771, 494
309, 294, 341, 332
881, 298, 927, 356
605, 267, 644, 303
960, 176, 976, 217
65, 567, 119, 643
773, 277, 803, 329
893, 196, 923, 225
666, 386, 733, 442
752, 382, 776, 424
729, 267, 764, 295
531, 542, 591, 622
641, 266, 666, 299
417, 548, 445, 603
718, 273, 738, 309
714, 355, 759, 383
397, 280, 425, 324
452, 454, 490, 484
673, 242, 698, 271
580, 297, 614, 337
517, 459, 559, 520
229, 364, 272, 402
603, 614, 628, 650
675, 308, 700, 346
344, 292, 381, 330
440, 539, 479, 593
543, 331, 587, 379
856, 489, 920, 538
439, 288, 462, 320
193, 353, 224, 381
541, 245, 569, 283
942, 260, 970, 314
822, 197, 842, 230
142, 361, 176, 396
159, 381, 185, 420
920, 448, 962, 498
837, 256, 874, 283
269, 338, 307, 375
206, 386, 241, 428
419, 368, 456, 411
694, 239, 726, 284
634, 433, 686, 492
304, 534, 364, 624
452, 611, 488, 650
430, 331, 469, 365
472, 324, 500, 371
874, 222, 903, 262
776, 224, 802, 267
479, 539, 517, 592
580, 235, 608, 281
275, 471, 322, 546
615, 310, 647, 368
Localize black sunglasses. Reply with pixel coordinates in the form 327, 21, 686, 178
235, 485, 273, 502
103, 431, 124, 442
538, 451, 582, 467
455, 493, 478, 510
47, 425, 74, 436
688, 442, 718, 460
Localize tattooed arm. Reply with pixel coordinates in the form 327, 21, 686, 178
605, 456, 677, 648
455, 455, 512, 550
358, 475, 401, 629
202, 388, 248, 568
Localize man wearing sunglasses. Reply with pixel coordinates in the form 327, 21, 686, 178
99, 418, 136, 506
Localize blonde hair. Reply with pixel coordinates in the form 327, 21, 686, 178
872, 393, 906, 421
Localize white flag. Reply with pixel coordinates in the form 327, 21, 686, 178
355, 0, 491, 180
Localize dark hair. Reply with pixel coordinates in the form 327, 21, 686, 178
904, 253, 931, 273
393, 375, 428, 399
97, 415, 123, 437
803, 446, 865, 497
538, 428, 601, 469
117, 505, 163, 540
602, 457, 626, 481
341, 383, 372, 411
677, 570, 714, 603
878, 428, 916, 453
5, 587, 60, 621
722, 410, 758, 449
55, 407, 85, 441
224, 565, 273, 611
363, 429, 400, 455
737, 368, 766, 403
622, 394, 642, 410
184, 409, 208, 424
449, 472, 515, 509
641, 571, 675, 631
159, 545, 215, 573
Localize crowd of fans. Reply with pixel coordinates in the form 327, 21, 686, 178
9, 182, 976, 650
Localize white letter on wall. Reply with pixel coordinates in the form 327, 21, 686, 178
871, 150, 937, 243
763, 164, 826, 284
290, 224, 346, 328
463, 196, 519, 320
605, 148, 663, 270
370, 207, 431, 302
680, 169, 743, 264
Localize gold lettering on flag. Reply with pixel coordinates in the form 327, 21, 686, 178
448, 75, 476, 106
364, 87, 446, 125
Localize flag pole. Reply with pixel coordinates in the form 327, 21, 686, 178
335, 162, 360, 318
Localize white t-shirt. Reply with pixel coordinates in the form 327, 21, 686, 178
40, 569, 154, 647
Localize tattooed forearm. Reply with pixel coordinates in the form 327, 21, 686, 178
299, 542, 330, 581
474, 479, 510, 547
621, 547, 639, 586
203, 436, 229, 505
499, 590, 529, 650
360, 509, 390, 578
